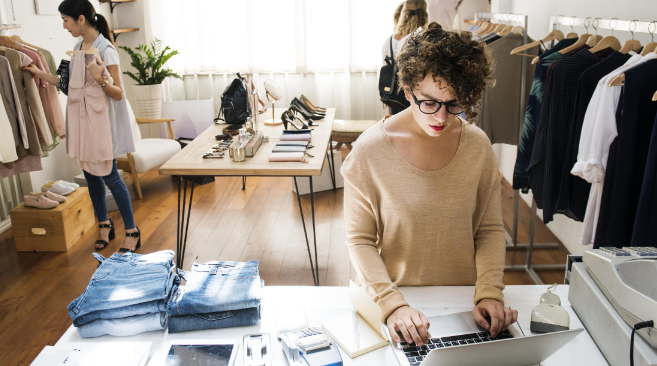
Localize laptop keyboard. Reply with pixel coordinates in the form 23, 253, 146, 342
400, 329, 514, 366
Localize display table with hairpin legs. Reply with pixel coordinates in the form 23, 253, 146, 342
53, 285, 607, 366
159, 108, 337, 285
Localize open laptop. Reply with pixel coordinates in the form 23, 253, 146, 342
349, 284, 583, 366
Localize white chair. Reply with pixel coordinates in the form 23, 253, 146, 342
116, 101, 181, 199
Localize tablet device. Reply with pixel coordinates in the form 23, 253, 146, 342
157, 340, 239, 366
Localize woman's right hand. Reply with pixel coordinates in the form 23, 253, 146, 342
386, 306, 431, 346
21, 64, 40, 76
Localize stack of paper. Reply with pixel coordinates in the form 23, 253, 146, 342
30, 342, 151, 366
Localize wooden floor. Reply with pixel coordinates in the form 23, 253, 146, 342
0, 146, 570, 366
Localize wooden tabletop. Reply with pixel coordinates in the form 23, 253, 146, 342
159, 108, 335, 177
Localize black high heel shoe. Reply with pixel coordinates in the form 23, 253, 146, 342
290, 104, 324, 121
292, 98, 325, 116
300, 94, 326, 111
282, 110, 308, 130
119, 227, 141, 253
94, 218, 115, 250
289, 107, 314, 127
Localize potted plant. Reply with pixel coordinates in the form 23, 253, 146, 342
119, 38, 182, 119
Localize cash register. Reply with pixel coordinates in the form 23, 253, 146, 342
569, 247, 657, 366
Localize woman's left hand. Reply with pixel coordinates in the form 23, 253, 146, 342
87, 56, 106, 84
472, 299, 518, 337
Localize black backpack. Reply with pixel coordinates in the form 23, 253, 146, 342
214, 73, 251, 125
379, 37, 410, 110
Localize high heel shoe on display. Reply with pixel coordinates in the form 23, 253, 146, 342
119, 227, 141, 253
300, 94, 326, 112
95, 218, 115, 250
289, 107, 315, 127
297, 97, 324, 113
281, 110, 309, 130
290, 104, 323, 121
290, 98, 326, 118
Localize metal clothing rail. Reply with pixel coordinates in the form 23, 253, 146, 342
549, 16, 657, 35
475, 12, 562, 284
0, 23, 19, 34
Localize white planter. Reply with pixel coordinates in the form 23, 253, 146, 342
133, 84, 163, 119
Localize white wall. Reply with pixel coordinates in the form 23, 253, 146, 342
490, 0, 657, 256
0, 0, 114, 191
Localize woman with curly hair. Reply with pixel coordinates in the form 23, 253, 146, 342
382, 0, 428, 115
344, 22, 516, 348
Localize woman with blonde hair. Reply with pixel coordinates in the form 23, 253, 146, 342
382, 0, 428, 115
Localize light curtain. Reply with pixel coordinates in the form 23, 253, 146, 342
144, 0, 403, 74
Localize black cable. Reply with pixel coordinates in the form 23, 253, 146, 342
630, 320, 654, 366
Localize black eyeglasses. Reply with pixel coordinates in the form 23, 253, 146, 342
410, 89, 462, 115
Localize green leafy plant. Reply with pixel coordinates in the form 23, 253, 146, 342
119, 38, 182, 85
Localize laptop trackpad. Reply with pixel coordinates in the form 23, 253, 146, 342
428, 313, 479, 336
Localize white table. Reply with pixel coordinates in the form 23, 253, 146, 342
56, 285, 609, 366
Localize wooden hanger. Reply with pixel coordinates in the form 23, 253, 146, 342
608, 73, 624, 87
511, 26, 524, 35
619, 39, 641, 54
10, 35, 38, 49
589, 35, 621, 54
641, 42, 657, 56
653, 90, 657, 102
66, 47, 102, 63
566, 32, 579, 38
474, 22, 492, 35
557, 33, 592, 55
0, 36, 21, 50
498, 25, 514, 37
511, 29, 563, 57
586, 34, 603, 47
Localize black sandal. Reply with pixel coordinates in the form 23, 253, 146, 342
118, 227, 141, 253
94, 219, 115, 250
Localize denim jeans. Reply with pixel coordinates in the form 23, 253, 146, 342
68, 250, 178, 324
168, 260, 261, 317
73, 295, 169, 327
168, 306, 261, 333
83, 159, 135, 230
78, 311, 167, 338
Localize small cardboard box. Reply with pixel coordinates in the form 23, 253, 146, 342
11, 188, 97, 252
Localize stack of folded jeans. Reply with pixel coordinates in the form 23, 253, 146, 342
68, 250, 179, 338
167, 260, 262, 333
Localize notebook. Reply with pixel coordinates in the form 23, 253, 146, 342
320, 282, 388, 358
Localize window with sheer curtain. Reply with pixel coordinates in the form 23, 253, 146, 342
144, 0, 403, 75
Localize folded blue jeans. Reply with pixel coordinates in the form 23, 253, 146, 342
68, 250, 178, 324
168, 306, 261, 333
168, 260, 261, 317
78, 311, 167, 338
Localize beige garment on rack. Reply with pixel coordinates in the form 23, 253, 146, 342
3, 49, 42, 158
475, 32, 538, 145
67, 51, 113, 176
0, 94, 18, 167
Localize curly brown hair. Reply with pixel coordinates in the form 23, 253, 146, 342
396, 22, 495, 120
395, 0, 428, 38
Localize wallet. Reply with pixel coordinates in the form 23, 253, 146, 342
280, 134, 311, 142
269, 152, 305, 162
272, 146, 307, 152
276, 141, 309, 147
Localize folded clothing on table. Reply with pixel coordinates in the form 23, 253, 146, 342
167, 260, 262, 333
68, 250, 179, 338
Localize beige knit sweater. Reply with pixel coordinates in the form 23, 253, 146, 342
341, 118, 506, 321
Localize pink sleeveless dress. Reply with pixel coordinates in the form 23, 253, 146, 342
67, 51, 113, 176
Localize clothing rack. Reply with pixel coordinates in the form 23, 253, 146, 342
475, 12, 562, 285
549, 16, 657, 35
0, 23, 20, 34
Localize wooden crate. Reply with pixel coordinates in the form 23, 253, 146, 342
11, 188, 97, 252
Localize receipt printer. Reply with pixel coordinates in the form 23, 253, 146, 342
281, 327, 343, 366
